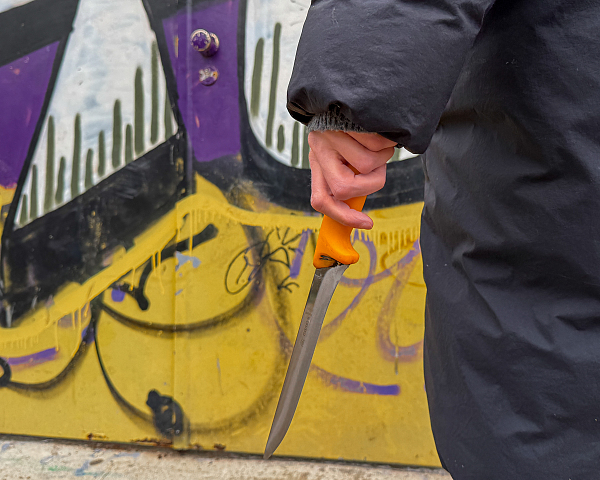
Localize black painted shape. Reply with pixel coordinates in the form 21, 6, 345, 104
192, 154, 244, 195
0, 0, 80, 67
0, 135, 187, 328
144, 0, 225, 21
0, 204, 9, 223
0, 358, 11, 387
93, 303, 153, 423
141, 0, 192, 195
116, 223, 219, 310
146, 389, 185, 438
1, 31, 72, 311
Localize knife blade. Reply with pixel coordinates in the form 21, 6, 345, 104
263, 193, 367, 459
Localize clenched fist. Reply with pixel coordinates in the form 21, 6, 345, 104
308, 130, 397, 229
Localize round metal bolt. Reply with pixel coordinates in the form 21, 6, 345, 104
190, 29, 220, 57
199, 66, 218, 86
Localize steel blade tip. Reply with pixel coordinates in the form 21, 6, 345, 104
263, 425, 286, 460
263, 438, 276, 460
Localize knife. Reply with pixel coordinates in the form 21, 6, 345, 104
263, 189, 367, 460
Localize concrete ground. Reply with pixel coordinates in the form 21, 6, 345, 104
0, 436, 451, 480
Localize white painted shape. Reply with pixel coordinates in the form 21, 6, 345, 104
16, 0, 177, 227
399, 148, 419, 161
0, 0, 33, 14
243, 0, 418, 168
244, 0, 310, 167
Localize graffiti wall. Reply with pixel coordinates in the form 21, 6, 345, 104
0, 0, 438, 467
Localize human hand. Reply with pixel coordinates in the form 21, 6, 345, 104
308, 130, 396, 229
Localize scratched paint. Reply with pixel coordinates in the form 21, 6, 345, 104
175, 251, 201, 270
0, 0, 437, 469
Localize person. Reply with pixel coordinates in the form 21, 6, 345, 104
286, 1, 600, 479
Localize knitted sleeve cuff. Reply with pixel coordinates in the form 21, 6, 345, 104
307, 107, 366, 133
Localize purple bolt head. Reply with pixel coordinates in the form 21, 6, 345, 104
204, 33, 220, 57
199, 66, 218, 86
191, 29, 212, 52
190, 29, 220, 57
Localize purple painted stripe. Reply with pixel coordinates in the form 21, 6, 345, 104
81, 325, 90, 341
5, 324, 90, 370
6, 347, 57, 366
289, 230, 309, 279
313, 365, 400, 396
162, 0, 241, 162
0, 43, 58, 187
376, 242, 423, 363
340, 240, 421, 287
111, 289, 126, 303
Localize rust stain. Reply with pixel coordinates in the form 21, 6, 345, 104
132, 437, 173, 448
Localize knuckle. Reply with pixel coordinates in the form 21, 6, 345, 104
310, 193, 326, 212
373, 152, 391, 168
362, 154, 381, 173
349, 158, 369, 175
329, 180, 350, 199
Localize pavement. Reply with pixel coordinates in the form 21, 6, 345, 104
0, 436, 451, 480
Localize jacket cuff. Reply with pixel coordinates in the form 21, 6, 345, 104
307, 107, 366, 133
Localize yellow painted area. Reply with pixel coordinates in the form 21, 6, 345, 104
0, 185, 15, 238
0, 185, 14, 207
0, 173, 439, 467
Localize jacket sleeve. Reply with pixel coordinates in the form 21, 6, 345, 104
287, 0, 496, 153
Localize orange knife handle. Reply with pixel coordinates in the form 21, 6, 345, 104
313, 195, 367, 268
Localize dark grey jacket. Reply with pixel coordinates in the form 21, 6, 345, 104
288, 1, 600, 479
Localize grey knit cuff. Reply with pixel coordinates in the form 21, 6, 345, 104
307, 107, 366, 133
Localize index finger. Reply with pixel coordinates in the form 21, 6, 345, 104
327, 132, 395, 174
346, 132, 397, 152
